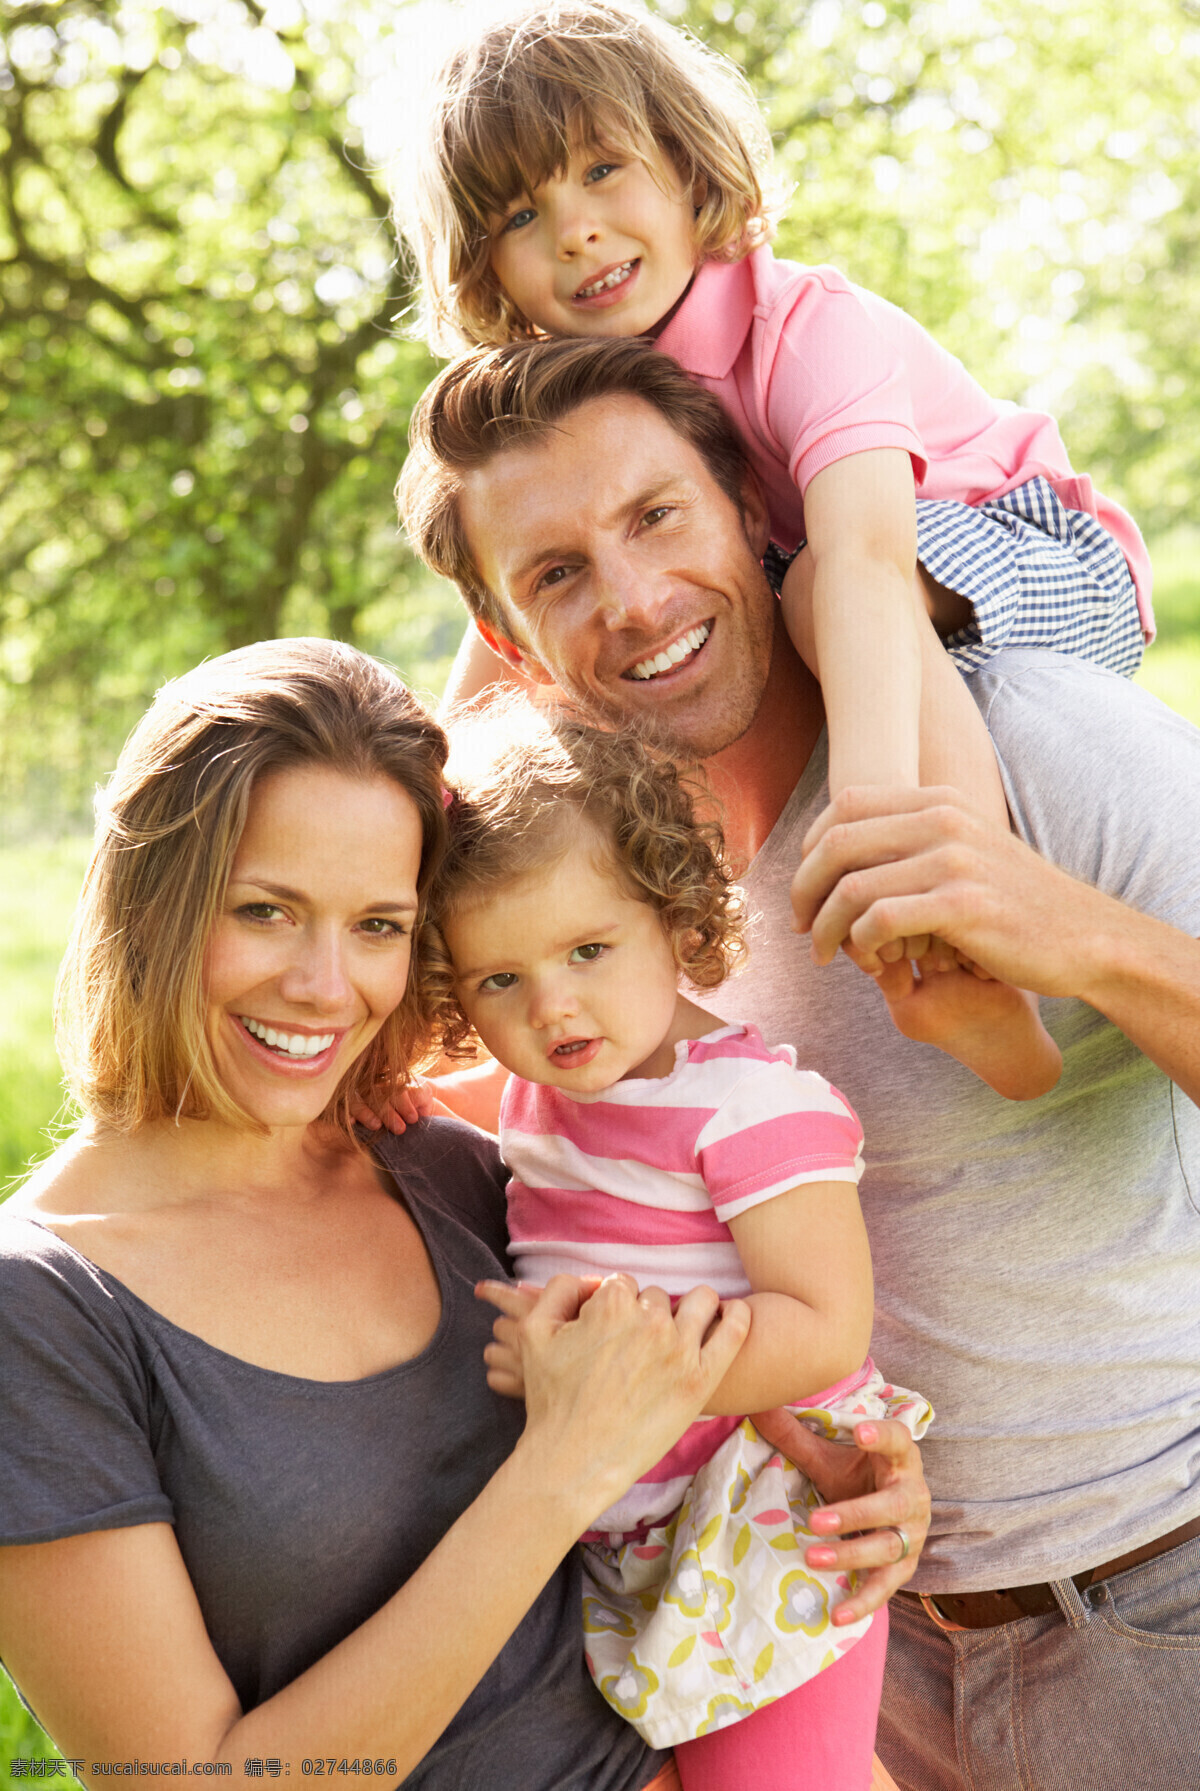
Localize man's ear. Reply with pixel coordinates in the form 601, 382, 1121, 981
475, 619, 558, 688
738, 471, 771, 560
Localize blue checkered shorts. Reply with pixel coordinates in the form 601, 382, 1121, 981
763, 475, 1146, 676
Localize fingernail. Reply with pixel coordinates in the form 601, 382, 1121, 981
811, 1510, 841, 1530
857, 1424, 877, 1446
832, 1606, 858, 1626
807, 1547, 837, 1567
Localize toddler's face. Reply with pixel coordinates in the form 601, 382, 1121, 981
487, 140, 699, 341
443, 836, 684, 1092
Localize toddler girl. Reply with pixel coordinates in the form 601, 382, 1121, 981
427, 704, 931, 1789
397, 0, 1155, 1102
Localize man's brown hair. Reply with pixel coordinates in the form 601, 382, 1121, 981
397, 334, 752, 640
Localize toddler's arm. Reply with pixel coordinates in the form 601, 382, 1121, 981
782, 449, 925, 795
701, 1179, 874, 1415
784, 448, 1061, 1100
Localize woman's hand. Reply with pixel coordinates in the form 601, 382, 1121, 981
751, 1411, 931, 1626
506, 1275, 751, 1531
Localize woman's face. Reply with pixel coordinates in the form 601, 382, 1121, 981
203, 764, 423, 1131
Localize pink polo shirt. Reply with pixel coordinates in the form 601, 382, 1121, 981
656, 249, 1153, 634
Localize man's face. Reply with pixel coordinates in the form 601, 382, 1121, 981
458, 394, 777, 759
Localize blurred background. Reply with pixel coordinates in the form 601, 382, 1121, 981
2, 0, 1199, 1770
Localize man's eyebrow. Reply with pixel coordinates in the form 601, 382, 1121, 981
508, 478, 686, 594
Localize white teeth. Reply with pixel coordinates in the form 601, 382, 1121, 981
241, 1018, 335, 1058
576, 260, 633, 299
629, 622, 710, 681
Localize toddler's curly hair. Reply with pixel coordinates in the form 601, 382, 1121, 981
427, 700, 747, 1058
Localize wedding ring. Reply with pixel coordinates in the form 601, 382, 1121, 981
887, 1524, 911, 1561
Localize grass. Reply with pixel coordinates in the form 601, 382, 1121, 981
0, 536, 1198, 1776
0, 838, 90, 1191
1134, 526, 1200, 722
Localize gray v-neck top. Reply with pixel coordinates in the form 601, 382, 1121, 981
0, 1117, 661, 1790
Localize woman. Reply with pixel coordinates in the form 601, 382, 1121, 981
0, 639, 927, 1788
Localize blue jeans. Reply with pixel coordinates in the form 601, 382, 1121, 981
877, 1535, 1200, 1790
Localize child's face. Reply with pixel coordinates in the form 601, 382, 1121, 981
488, 141, 700, 341
443, 836, 685, 1091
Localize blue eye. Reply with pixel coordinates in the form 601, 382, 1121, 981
570, 943, 606, 963
584, 162, 619, 184
502, 206, 536, 233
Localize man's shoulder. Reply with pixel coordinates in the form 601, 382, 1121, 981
965, 648, 1199, 767
964, 649, 1200, 918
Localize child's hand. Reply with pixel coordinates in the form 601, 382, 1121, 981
476, 1280, 538, 1398
476, 1277, 601, 1399
352, 1073, 437, 1135
867, 955, 1061, 1100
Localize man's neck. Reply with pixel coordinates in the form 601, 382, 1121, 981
702, 613, 825, 873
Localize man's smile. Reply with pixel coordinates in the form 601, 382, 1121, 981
625, 621, 712, 682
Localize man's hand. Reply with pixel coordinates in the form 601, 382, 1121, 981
792, 785, 1105, 992
752, 1411, 931, 1625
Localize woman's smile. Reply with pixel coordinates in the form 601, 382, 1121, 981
204, 764, 423, 1128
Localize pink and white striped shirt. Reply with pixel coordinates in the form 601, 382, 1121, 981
501, 1023, 866, 1536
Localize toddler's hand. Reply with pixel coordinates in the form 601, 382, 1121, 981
476, 1277, 602, 1399
352, 1074, 437, 1135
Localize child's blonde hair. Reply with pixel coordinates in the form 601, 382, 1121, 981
427, 699, 746, 1057
400, 0, 780, 357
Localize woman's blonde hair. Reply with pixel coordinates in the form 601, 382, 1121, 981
426, 699, 746, 1057
400, 0, 781, 356
56, 638, 450, 1136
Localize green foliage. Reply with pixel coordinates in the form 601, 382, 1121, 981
1, 0, 453, 825
0, 1684, 80, 1791
3, 0, 1200, 825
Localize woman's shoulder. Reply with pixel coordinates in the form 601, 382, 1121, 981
371, 1114, 509, 1263
0, 1199, 137, 1338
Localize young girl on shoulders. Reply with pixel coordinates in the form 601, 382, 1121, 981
426, 702, 931, 1791
396, 0, 1155, 1102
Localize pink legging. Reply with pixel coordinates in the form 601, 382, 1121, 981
666, 1605, 890, 1791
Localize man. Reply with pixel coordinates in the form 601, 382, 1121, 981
398, 336, 1200, 1790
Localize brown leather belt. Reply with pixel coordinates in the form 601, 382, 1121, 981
901, 1513, 1200, 1631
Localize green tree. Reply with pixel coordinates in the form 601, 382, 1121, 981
1, 0, 452, 826
3, 0, 1200, 832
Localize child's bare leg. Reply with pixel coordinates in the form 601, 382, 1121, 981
781, 550, 1061, 1099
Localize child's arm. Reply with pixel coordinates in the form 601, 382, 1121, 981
476, 1169, 872, 1416
699, 1179, 874, 1415
783, 447, 1004, 813
783, 447, 1061, 1100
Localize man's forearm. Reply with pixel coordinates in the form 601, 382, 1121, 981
792, 787, 1200, 1102
1075, 896, 1200, 1106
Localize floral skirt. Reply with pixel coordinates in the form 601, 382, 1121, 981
580, 1362, 932, 1748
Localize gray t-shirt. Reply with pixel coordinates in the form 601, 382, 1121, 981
0, 1118, 662, 1790
706, 649, 1200, 1592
